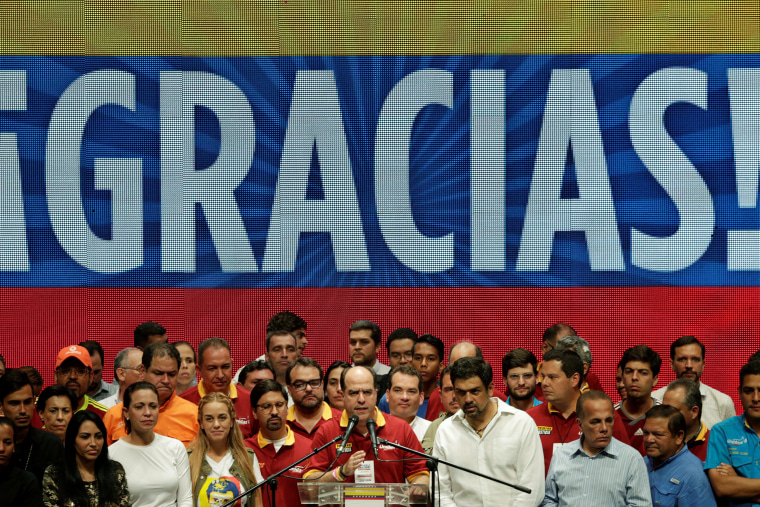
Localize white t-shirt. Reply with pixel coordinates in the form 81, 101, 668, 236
109, 433, 193, 507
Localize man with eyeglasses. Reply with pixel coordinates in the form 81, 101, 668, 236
53, 345, 109, 418
99, 347, 144, 409
180, 337, 253, 438
502, 348, 542, 411
285, 358, 341, 443
246, 379, 312, 507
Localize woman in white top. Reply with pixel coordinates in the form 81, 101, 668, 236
109, 381, 192, 507
189, 393, 263, 507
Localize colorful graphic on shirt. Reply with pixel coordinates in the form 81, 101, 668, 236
199, 476, 244, 507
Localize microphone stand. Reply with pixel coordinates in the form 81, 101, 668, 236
221, 434, 344, 507
376, 437, 531, 504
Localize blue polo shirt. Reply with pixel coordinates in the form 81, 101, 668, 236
506, 396, 542, 408
646, 444, 716, 506
705, 415, 760, 507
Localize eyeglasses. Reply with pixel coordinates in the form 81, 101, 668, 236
120, 366, 143, 372
389, 352, 413, 360
507, 373, 535, 381
56, 367, 89, 377
291, 379, 322, 391
256, 401, 287, 411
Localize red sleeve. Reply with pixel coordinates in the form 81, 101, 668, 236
425, 389, 444, 421
493, 388, 508, 402
585, 371, 606, 394
305, 423, 340, 475
401, 422, 429, 478
612, 411, 631, 445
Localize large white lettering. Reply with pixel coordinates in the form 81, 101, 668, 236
376, 69, 454, 273
0, 70, 28, 271
262, 70, 369, 272
160, 71, 258, 272
471, 70, 505, 271
727, 68, 760, 270
517, 69, 623, 271
629, 67, 713, 272
46, 70, 142, 273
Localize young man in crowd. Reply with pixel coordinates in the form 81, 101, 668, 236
502, 347, 542, 410
0, 370, 63, 484
386, 328, 417, 369
237, 359, 275, 392
616, 344, 662, 454
422, 365, 458, 454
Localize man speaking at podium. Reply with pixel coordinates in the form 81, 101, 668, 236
303, 365, 429, 485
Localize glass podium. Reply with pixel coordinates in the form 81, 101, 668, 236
297, 483, 429, 506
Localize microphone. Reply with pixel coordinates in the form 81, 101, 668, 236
367, 418, 379, 459
337, 414, 360, 456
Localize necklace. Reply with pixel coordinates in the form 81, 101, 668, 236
24, 443, 33, 471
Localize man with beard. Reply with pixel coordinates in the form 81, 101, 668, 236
285, 358, 341, 442
54, 345, 109, 418
433, 357, 544, 506
103, 342, 199, 446
653, 335, 735, 429
246, 380, 312, 507
502, 348, 542, 410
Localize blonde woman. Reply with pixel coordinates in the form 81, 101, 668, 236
189, 393, 264, 507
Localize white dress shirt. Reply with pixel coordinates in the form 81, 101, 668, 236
410, 415, 432, 443
433, 398, 545, 506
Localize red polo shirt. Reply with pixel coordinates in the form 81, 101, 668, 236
181, 382, 254, 438
304, 410, 429, 484
287, 402, 342, 442
687, 421, 710, 461
615, 399, 660, 456
527, 401, 632, 475
245, 426, 312, 507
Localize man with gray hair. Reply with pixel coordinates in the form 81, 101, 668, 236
661, 379, 709, 461
555, 335, 604, 393
99, 347, 143, 408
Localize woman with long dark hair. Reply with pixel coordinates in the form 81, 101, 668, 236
189, 392, 263, 507
42, 410, 129, 506
108, 381, 192, 507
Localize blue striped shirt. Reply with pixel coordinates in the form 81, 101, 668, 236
543, 437, 652, 507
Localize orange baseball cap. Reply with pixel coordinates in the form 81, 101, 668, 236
55, 345, 92, 369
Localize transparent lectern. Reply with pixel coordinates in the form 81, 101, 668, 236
297, 483, 429, 507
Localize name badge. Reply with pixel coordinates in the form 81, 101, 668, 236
355, 460, 375, 484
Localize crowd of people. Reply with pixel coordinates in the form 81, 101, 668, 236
0, 312, 756, 506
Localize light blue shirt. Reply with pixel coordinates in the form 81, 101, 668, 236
646, 444, 716, 507
543, 436, 652, 507
705, 414, 760, 507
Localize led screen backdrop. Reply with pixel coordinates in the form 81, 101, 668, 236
1, 2, 758, 409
